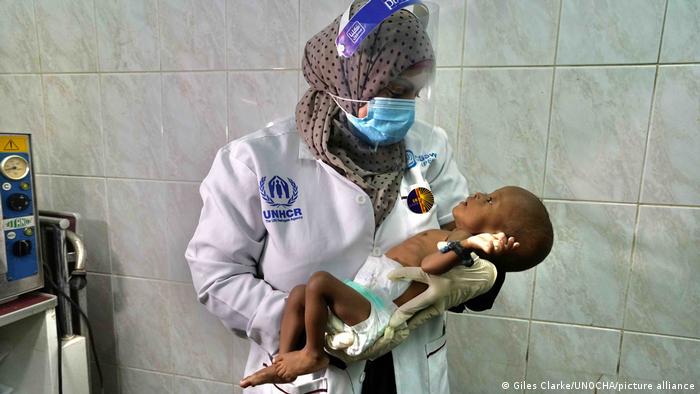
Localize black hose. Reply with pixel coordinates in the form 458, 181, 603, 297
43, 262, 104, 390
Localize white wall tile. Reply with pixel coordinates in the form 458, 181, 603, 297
159, 0, 226, 70
43, 74, 104, 176
641, 65, 700, 205
118, 366, 172, 394
107, 179, 168, 279
660, 0, 700, 63
228, 71, 298, 139
533, 202, 636, 327
165, 182, 201, 283
227, 0, 299, 69
112, 277, 172, 372
557, 0, 666, 64
168, 283, 234, 382
101, 73, 163, 179
86, 273, 116, 364
481, 269, 534, 319
171, 376, 233, 394
447, 314, 528, 393
34, 175, 53, 211
0, 75, 49, 173
625, 206, 700, 338
162, 72, 227, 181
91, 362, 119, 394
35, 0, 98, 72
430, 68, 461, 143
52, 176, 111, 274
0, 0, 40, 73
95, 0, 159, 71
299, 0, 347, 59
459, 68, 552, 194
432, 0, 466, 67
544, 66, 656, 201
464, 0, 559, 66
298, 69, 310, 101
620, 333, 700, 386
232, 335, 249, 393
526, 323, 620, 385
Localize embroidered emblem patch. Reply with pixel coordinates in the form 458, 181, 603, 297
406, 187, 434, 214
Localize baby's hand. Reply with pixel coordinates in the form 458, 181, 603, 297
463, 232, 519, 256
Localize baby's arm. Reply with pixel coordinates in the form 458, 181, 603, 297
420, 230, 472, 275
420, 231, 519, 275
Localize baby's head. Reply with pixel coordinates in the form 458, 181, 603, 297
452, 186, 553, 272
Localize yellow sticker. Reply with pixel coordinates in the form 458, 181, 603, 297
0, 135, 29, 153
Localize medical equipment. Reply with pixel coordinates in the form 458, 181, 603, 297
0, 133, 44, 304
40, 211, 95, 394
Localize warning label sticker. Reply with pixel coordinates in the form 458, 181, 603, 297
0, 135, 29, 153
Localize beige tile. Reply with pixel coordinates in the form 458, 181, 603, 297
533, 201, 636, 327
0, 0, 40, 72
459, 68, 552, 194
43, 74, 104, 176
447, 314, 528, 393
625, 206, 700, 338
95, 0, 159, 71
35, 0, 98, 72
101, 73, 163, 179
660, 0, 700, 63
464, 0, 559, 66
557, 0, 665, 64
544, 67, 655, 201
107, 179, 168, 279
113, 277, 172, 372
162, 72, 227, 181
641, 65, 700, 205
228, 0, 299, 69
228, 71, 298, 140
159, 0, 226, 70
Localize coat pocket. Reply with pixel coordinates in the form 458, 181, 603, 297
425, 333, 449, 394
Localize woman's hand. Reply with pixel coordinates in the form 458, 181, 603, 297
462, 232, 519, 256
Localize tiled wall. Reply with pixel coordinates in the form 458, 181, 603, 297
0, 1, 698, 393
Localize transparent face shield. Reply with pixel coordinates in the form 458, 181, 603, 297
334, 0, 439, 151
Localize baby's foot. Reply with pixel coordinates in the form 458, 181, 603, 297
274, 349, 329, 380
239, 364, 294, 388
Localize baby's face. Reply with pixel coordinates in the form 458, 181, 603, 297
452, 186, 522, 234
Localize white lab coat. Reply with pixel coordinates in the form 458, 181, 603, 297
186, 117, 469, 393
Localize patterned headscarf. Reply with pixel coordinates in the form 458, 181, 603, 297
296, 1, 434, 228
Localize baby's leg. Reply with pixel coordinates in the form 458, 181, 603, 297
275, 271, 371, 380
241, 285, 307, 388
278, 284, 306, 355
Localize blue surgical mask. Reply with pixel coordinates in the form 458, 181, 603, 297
329, 94, 416, 147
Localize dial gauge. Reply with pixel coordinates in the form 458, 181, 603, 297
1, 155, 29, 180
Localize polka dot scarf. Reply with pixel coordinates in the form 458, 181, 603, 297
296, 1, 434, 228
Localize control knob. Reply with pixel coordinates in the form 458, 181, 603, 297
12, 240, 32, 257
7, 193, 30, 211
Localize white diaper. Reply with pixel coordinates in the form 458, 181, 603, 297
326, 255, 411, 356
353, 255, 412, 304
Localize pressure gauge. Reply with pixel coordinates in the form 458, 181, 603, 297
1, 155, 29, 180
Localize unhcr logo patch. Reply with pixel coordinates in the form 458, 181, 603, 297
259, 176, 304, 223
